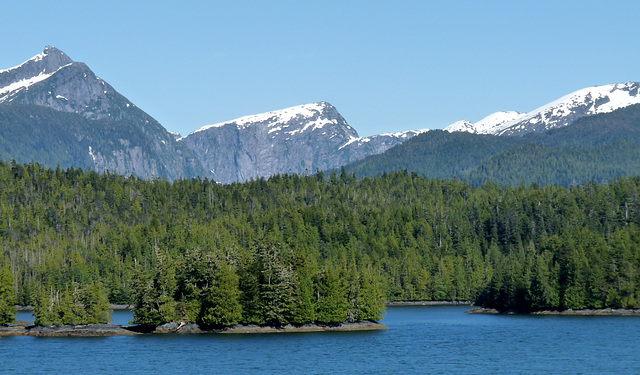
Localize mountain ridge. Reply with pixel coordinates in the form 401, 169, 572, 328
445, 82, 640, 136
3, 46, 640, 184
345, 103, 640, 187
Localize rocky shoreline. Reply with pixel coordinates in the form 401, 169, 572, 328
466, 307, 640, 316
0, 323, 137, 337
0, 320, 387, 337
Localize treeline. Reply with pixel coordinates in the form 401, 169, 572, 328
0, 161, 639, 325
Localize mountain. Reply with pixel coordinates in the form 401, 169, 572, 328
4, 47, 640, 185
345, 104, 640, 187
0, 47, 427, 183
0, 46, 206, 181
179, 102, 427, 183
445, 82, 640, 136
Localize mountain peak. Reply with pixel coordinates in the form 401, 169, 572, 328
187, 101, 354, 137
1, 46, 74, 75
0, 46, 76, 101
37, 45, 74, 70
43, 45, 60, 53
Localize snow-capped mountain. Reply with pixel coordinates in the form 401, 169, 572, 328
180, 102, 427, 183
445, 83, 640, 136
0, 46, 206, 181
1, 46, 137, 121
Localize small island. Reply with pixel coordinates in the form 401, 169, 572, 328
0, 240, 388, 337
466, 307, 640, 316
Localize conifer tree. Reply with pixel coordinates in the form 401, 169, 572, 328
200, 262, 242, 326
0, 265, 16, 325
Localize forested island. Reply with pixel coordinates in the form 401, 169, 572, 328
1, 161, 640, 332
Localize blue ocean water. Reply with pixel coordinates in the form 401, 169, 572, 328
4, 306, 640, 374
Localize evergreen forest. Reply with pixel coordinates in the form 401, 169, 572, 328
0, 161, 639, 325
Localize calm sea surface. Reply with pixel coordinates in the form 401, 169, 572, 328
4, 306, 640, 374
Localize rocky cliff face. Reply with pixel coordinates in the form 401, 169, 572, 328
0, 46, 206, 181
180, 102, 427, 183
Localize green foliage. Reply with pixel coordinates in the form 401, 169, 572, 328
315, 265, 350, 323
1, 157, 640, 322
32, 282, 111, 326
0, 265, 16, 325
131, 247, 177, 326
200, 262, 243, 326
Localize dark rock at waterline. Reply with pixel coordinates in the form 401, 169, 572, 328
0, 323, 139, 337
531, 308, 640, 316
130, 320, 387, 334
465, 308, 501, 314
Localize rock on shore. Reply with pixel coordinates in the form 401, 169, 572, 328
0, 320, 387, 337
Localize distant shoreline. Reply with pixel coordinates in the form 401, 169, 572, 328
466, 307, 640, 316
16, 304, 134, 311
385, 300, 472, 307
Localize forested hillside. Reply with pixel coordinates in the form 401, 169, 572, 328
345, 104, 640, 187
0, 162, 639, 324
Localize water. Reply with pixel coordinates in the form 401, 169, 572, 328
4, 306, 640, 374
16, 310, 132, 326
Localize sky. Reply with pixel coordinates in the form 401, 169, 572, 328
1, 1, 639, 137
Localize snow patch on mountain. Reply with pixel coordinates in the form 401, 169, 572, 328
444, 112, 523, 135
474, 111, 524, 133
444, 120, 476, 133
0, 63, 72, 102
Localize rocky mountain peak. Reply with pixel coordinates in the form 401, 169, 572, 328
0, 46, 138, 122
0, 46, 73, 81
188, 101, 356, 138
40, 46, 73, 68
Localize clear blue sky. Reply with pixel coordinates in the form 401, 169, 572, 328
1, 1, 638, 137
